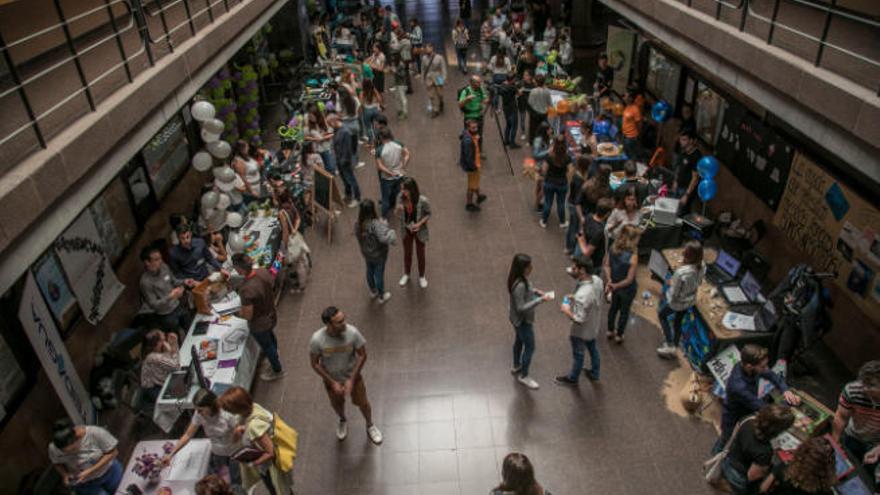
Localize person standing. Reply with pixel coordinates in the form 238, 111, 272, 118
375, 127, 409, 218
605, 185, 644, 240
527, 74, 552, 143
621, 90, 643, 160
304, 105, 336, 175
329, 112, 361, 207
516, 70, 535, 143
397, 177, 431, 289
367, 43, 386, 93
497, 70, 521, 148
554, 256, 604, 386
309, 306, 383, 445
458, 75, 489, 148
832, 360, 880, 485
390, 53, 409, 119
574, 197, 614, 273
672, 129, 702, 214
398, 30, 413, 94
507, 253, 553, 390
139, 246, 193, 335
480, 17, 493, 62
452, 18, 470, 74
409, 18, 423, 74
539, 134, 570, 229
603, 225, 641, 343
232, 253, 285, 381
356, 199, 397, 304
360, 78, 383, 147
422, 43, 448, 117
564, 156, 590, 255
48, 419, 122, 495
656, 240, 705, 358
460, 119, 488, 211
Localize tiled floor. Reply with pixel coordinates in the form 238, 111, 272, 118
251, 3, 720, 494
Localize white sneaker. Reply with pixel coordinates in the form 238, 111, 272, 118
336, 419, 348, 441
559, 221, 569, 229
419, 277, 428, 289
517, 375, 540, 390
356, 161, 366, 169
378, 292, 392, 304
520, 133, 527, 141
367, 424, 383, 445
539, 219, 547, 228
656, 343, 676, 358
510, 366, 522, 375
260, 369, 286, 381
399, 274, 410, 286
347, 199, 360, 208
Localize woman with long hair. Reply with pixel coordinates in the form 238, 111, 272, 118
760, 436, 837, 494
278, 191, 309, 292
299, 141, 324, 187
507, 254, 552, 390
355, 199, 397, 304
657, 240, 705, 357
491, 452, 551, 495
605, 185, 644, 240
603, 224, 641, 343
396, 177, 431, 289
452, 18, 470, 74
539, 134, 570, 229
578, 164, 612, 219
305, 105, 336, 175
360, 78, 383, 146
565, 156, 590, 254
338, 86, 362, 159
721, 404, 795, 495
531, 122, 553, 211
140, 329, 179, 403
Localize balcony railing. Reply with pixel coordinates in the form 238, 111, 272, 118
676, 0, 880, 95
0, 0, 249, 171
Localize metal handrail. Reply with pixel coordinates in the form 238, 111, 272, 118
142, 0, 229, 45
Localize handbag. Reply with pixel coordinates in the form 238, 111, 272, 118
281, 210, 310, 262
702, 415, 754, 484
271, 414, 298, 473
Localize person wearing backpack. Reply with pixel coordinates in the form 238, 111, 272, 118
355, 199, 397, 304
458, 75, 489, 152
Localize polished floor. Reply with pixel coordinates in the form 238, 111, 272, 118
251, 3, 720, 494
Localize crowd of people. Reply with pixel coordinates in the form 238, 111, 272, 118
44, 2, 879, 495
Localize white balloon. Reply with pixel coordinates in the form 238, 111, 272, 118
191, 101, 216, 121
228, 232, 245, 253
214, 166, 235, 183
216, 193, 231, 210
207, 140, 232, 159
228, 190, 243, 205
201, 129, 221, 143
192, 151, 213, 172
225, 212, 244, 228
201, 191, 219, 209
207, 209, 227, 230
131, 182, 150, 201
202, 118, 225, 134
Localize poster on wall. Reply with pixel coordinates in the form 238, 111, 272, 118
142, 116, 190, 200
33, 252, 78, 329
606, 26, 636, 96
53, 211, 125, 325
773, 152, 880, 323
715, 102, 794, 210
18, 273, 96, 425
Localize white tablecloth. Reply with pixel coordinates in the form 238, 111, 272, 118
153, 306, 259, 432
224, 214, 281, 270
117, 439, 211, 494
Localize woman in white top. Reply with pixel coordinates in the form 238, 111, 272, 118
605, 185, 644, 240
543, 19, 556, 45
304, 105, 336, 175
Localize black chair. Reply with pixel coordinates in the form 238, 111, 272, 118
741, 250, 771, 284
721, 219, 767, 257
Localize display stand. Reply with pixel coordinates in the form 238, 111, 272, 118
311, 167, 344, 243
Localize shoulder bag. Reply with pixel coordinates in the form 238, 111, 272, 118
702, 415, 754, 484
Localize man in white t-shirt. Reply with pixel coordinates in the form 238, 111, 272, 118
375, 127, 410, 218
309, 306, 383, 445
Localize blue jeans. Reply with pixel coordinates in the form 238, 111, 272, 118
608, 288, 636, 336
337, 160, 361, 200
251, 328, 282, 373
542, 180, 567, 224
363, 106, 381, 142
623, 136, 640, 160
380, 177, 402, 218
721, 457, 751, 495
491, 73, 506, 109
658, 305, 687, 345
342, 118, 360, 155
568, 336, 600, 381
512, 322, 535, 377
319, 150, 337, 175
455, 47, 468, 73
366, 258, 386, 295
72, 459, 122, 495
504, 108, 518, 145
565, 203, 580, 252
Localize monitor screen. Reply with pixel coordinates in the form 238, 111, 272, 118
649, 250, 670, 279
716, 250, 741, 277
190, 346, 211, 391
740, 271, 761, 302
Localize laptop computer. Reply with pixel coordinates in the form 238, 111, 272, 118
706, 249, 741, 285
161, 367, 192, 401
727, 300, 779, 333
721, 270, 762, 306
649, 249, 671, 279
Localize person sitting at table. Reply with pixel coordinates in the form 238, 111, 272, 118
139, 246, 193, 336
718, 345, 801, 450
656, 240, 705, 359
169, 224, 224, 283
196, 474, 234, 495
165, 389, 242, 486
605, 185, 643, 240
720, 403, 795, 495
759, 436, 837, 495
832, 360, 880, 487
206, 229, 228, 265
578, 121, 598, 161
48, 418, 122, 495
140, 329, 180, 404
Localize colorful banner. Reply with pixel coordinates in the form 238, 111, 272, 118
54, 211, 125, 324
18, 273, 96, 425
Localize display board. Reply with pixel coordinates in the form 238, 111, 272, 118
33, 251, 78, 330
773, 152, 880, 324
715, 102, 794, 210
606, 26, 636, 96
312, 167, 344, 214
142, 116, 190, 200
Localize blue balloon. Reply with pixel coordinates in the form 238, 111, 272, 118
697, 155, 720, 179
698, 179, 717, 202
593, 120, 611, 136
651, 100, 671, 122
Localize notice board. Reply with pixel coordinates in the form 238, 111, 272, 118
715, 102, 794, 210
773, 152, 880, 324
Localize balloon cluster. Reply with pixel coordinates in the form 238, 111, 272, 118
696, 156, 720, 202
651, 100, 671, 123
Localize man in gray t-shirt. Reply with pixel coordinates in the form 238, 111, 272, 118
309, 306, 383, 445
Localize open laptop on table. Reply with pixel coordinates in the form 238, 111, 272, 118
721, 270, 762, 307
706, 249, 741, 285
160, 366, 193, 401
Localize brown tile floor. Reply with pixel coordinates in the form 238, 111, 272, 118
250, 4, 719, 494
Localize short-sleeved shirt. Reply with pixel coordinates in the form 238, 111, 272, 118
309, 324, 366, 382
622, 104, 642, 138
459, 86, 488, 120
192, 409, 241, 456
674, 147, 702, 191
582, 215, 606, 273
569, 276, 604, 341
48, 426, 118, 481
244, 402, 274, 445
238, 268, 277, 332
377, 140, 406, 180
839, 380, 880, 444
727, 420, 772, 475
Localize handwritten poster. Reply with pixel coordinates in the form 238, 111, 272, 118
773, 153, 880, 323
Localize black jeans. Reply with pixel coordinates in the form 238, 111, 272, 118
608, 288, 636, 336
658, 305, 687, 345
157, 303, 193, 335
528, 108, 547, 143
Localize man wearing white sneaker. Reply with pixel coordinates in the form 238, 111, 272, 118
309, 306, 383, 445
397, 177, 430, 289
